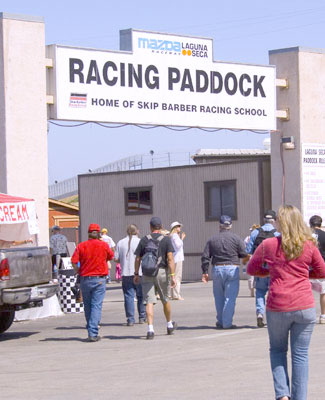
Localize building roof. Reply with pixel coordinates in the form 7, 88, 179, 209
193, 148, 270, 158
49, 198, 79, 211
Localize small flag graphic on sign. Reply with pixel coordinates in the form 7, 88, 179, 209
69, 93, 87, 108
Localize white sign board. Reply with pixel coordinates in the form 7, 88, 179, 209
0, 201, 36, 224
47, 29, 276, 130
0, 199, 39, 240
301, 143, 325, 222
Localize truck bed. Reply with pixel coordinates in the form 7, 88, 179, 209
0, 246, 52, 289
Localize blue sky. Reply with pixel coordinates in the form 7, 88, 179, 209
1, 1, 325, 183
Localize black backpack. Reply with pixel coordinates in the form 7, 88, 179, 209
141, 234, 164, 277
252, 227, 276, 254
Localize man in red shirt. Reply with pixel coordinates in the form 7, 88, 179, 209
72, 223, 114, 342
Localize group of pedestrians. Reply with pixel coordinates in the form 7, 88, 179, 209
200, 206, 325, 400
71, 217, 185, 341
68, 205, 325, 400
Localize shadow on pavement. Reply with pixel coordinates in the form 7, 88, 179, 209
55, 326, 85, 330
0, 331, 39, 341
178, 324, 258, 330
99, 322, 125, 327
40, 336, 86, 342
55, 322, 126, 330
177, 325, 215, 331
230, 324, 258, 330
103, 334, 143, 340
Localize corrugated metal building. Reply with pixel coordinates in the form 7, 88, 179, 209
78, 150, 271, 281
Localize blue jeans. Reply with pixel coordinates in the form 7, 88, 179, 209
80, 276, 106, 337
212, 265, 240, 328
122, 276, 146, 323
255, 277, 270, 316
266, 308, 316, 400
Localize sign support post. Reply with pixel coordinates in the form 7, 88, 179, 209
269, 47, 325, 220
0, 13, 49, 245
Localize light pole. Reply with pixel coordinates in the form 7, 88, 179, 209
150, 150, 154, 168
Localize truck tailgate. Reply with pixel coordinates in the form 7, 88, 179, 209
0, 247, 52, 289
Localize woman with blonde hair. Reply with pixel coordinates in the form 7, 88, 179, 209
247, 205, 325, 400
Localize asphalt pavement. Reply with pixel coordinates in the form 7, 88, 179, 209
1, 281, 325, 400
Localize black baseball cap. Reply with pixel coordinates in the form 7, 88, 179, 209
264, 210, 276, 220
220, 215, 232, 225
150, 217, 162, 227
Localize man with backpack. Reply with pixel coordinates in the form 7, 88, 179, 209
246, 210, 279, 328
134, 217, 177, 340
309, 215, 325, 324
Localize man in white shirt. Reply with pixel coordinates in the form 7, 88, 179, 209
115, 224, 146, 326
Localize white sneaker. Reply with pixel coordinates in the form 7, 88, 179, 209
257, 314, 265, 328
319, 316, 325, 324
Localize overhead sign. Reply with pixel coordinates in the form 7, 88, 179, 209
301, 143, 325, 223
47, 29, 276, 130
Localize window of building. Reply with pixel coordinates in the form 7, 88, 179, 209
204, 180, 237, 221
124, 187, 153, 215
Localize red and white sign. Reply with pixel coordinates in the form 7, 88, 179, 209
0, 193, 36, 224
0, 193, 38, 240
0, 202, 33, 224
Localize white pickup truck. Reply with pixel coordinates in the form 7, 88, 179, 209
0, 193, 59, 333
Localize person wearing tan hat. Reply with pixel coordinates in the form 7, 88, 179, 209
101, 227, 116, 283
169, 221, 186, 300
72, 223, 114, 342
101, 228, 116, 249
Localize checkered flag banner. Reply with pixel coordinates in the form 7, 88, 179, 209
58, 269, 84, 313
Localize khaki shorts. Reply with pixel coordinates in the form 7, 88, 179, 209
141, 268, 169, 305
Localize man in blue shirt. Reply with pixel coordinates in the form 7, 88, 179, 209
246, 210, 280, 327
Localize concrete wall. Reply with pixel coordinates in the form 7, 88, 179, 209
269, 47, 325, 211
0, 14, 49, 245
78, 161, 269, 280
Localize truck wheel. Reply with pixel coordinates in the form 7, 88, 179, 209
0, 310, 15, 334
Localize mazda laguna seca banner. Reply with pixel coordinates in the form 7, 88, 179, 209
47, 29, 276, 130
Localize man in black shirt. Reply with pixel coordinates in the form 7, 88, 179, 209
134, 217, 177, 339
309, 215, 325, 324
201, 215, 247, 329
